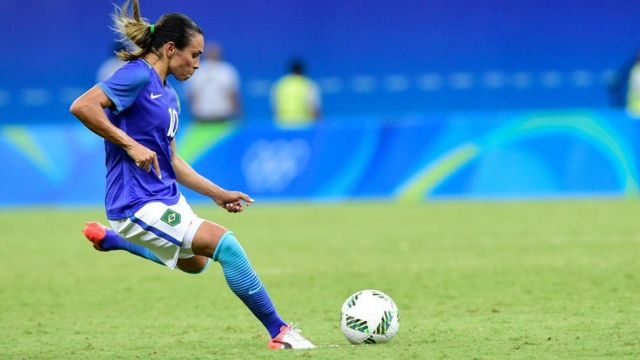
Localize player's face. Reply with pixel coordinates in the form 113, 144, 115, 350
170, 33, 204, 81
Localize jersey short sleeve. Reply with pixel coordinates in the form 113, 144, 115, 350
98, 61, 151, 114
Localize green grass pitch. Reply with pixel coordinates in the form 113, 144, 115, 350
1, 199, 639, 359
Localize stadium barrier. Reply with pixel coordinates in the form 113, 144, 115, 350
1, 109, 638, 206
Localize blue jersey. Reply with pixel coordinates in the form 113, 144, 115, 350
98, 59, 181, 220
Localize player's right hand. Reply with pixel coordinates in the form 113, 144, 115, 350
126, 143, 162, 179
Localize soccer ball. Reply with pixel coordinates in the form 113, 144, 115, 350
340, 289, 399, 344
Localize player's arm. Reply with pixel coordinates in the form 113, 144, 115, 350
170, 140, 253, 212
309, 81, 322, 120
70, 86, 161, 177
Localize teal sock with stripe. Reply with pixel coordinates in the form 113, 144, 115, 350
214, 231, 287, 338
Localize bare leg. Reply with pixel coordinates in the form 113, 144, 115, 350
190, 220, 228, 257
176, 221, 226, 273
177, 255, 210, 273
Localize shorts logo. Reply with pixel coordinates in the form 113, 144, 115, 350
161, 209, 181, 226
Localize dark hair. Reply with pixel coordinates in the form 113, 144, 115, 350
289, 58, 306, 75
112, 0, 203, 61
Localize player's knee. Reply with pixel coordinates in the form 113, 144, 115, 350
190, 221, 229, 257
213, 231, 245, 263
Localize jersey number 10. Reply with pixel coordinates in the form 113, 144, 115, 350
167, 108, 179, 138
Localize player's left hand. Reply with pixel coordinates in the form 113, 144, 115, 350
214, 190, 254, 213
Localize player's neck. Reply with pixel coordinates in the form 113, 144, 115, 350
142, 54, 169, 84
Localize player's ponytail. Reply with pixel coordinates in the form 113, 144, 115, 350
112, 0, 153, 60
112, 0, 203, 61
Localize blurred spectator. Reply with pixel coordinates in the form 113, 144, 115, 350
185, 42, 241, 123
96, 42, 127, 82
626, 51, 640, 118
270, 58, 321, 126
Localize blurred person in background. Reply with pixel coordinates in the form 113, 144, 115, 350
69, 0, 314, 350
185, 42, 242, 123
608, 48, 640, 113
96, 41, 127, 82
270, 58, 321, 127
178, 42, 241, 165
626, 50, 640, 118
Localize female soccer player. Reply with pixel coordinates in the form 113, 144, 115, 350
69, 0, 314, 350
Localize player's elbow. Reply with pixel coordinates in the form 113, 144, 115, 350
69, 98, 91, 119
69, 99, 83, 117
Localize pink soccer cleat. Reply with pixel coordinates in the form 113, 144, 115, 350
82, 221, 107, 251
268, 324, 316, 350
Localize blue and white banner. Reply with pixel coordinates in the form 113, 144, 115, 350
1, 110, 638, 206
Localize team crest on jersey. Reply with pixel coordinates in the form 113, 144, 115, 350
161, 209, 181, 226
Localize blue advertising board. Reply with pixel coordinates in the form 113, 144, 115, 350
1, 110, 638, 207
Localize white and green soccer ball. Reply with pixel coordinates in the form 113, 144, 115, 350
340, 289, 399, 344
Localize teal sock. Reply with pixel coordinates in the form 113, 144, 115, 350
214, 232, 287, 338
